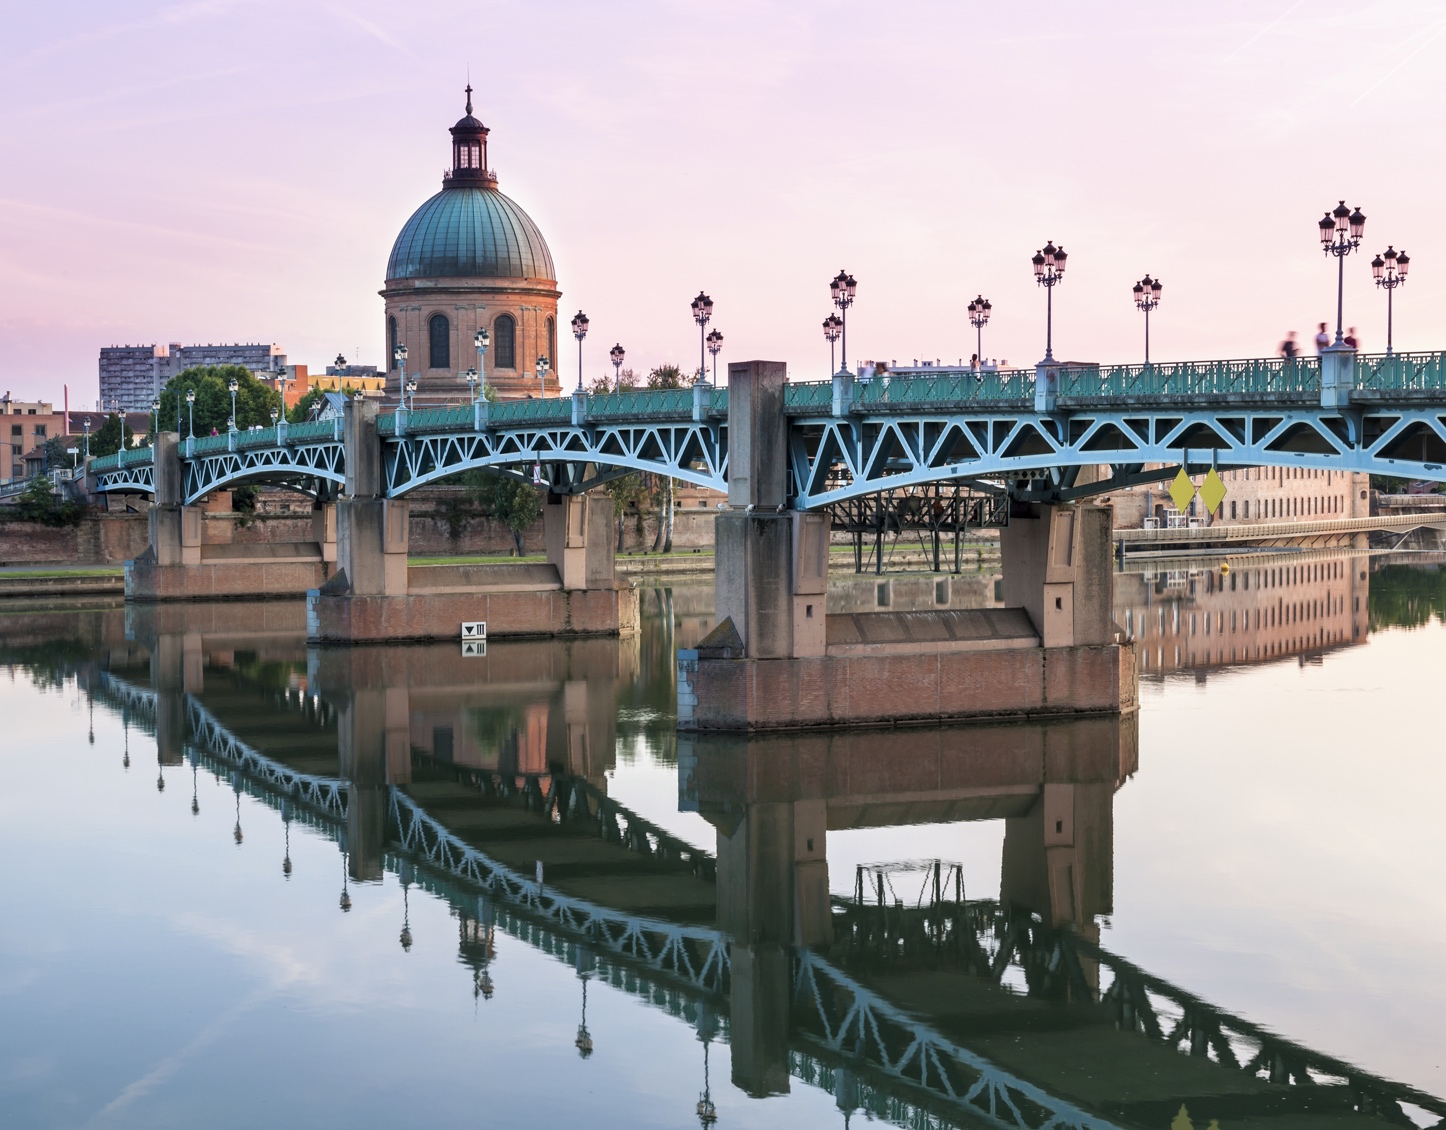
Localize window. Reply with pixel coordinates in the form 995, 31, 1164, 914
546, 316, 556, 366
494, 314, 516, 369
9, 425, 18, 437
428, 313, 450, 369
388, 316, 398, 369
34, 424, 45, 437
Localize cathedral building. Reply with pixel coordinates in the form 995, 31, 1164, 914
382, 88, 560, 403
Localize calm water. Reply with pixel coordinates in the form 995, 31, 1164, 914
2, 555, 1445, 1130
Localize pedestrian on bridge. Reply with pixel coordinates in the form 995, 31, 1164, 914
1315, 322, 1331, 353
1345, 326, 1360, 350
1280, 331, 1300, 360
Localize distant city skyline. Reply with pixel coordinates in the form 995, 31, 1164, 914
2, 1, 1442, 401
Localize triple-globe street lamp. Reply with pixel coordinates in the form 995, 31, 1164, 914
571, 310, 589, 392
227, 376, 239, 431
1030, 242, 1067, 362
473, 328, 490, 399
535, 353, 550, 394
1132, 275, 1163, 364
822, 314, 842, 375
186, 388, 195, 438
691, 292, 714, 383
829, 270, 857, 374
1371, 246, 1411, 355
394, 344, 409, 405
966, 296, 991, 366
706, 329, 723, 383
609, 344, 626, 391
1318, 200, 1366, 346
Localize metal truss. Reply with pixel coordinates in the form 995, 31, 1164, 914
94, 463, 155, 496
788, 403, 1446, 508
826, 482, 1010, 574
793, 949, 1119, 1130
390, 790, 730, 994
182, 441, 346, 506
381, 420, 728, 496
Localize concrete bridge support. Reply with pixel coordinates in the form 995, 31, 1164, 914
678, 360, 1136, 730
307, 401, 637, 643
124, 432, 334, 602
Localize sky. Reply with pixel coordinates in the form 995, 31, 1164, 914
1, 0, 1444, 405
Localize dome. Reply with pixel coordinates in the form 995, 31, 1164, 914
386, 187, 555, 282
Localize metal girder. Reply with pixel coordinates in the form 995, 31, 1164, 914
787, 405, 1446, 508
94, 464, 155, 496
182, 441, 345, 505
382, 420, 728, 497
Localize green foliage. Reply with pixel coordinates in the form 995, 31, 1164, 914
1369, 564, 1446, 631
286, 384, 362, 423
463, 469, 543, 555
88, 413, 131, 458
11, 478, 82, 527
158, 365, 282, 438
589, 367, 638, 395
647, 364, 685, 390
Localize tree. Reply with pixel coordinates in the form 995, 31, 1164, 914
158, 365, 282, 438
286, 384, 358, 424
647, 364, 686, 552
464, 469, 543, 555
11, 478, 82, 527
88, 413, 132, 458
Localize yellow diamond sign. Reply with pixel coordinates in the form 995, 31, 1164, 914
1168, 467, 1197, 513
1199, 467, 1227, 515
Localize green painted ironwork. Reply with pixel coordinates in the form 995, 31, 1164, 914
1059, 357, 1320, 399
285, 419, 342, 442
1354, 351, 1446, 391
189, 434, 231, 456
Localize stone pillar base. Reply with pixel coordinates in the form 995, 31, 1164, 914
307, 573, 639, 644
125, 547, 329, 602
678, 641, 1137, 732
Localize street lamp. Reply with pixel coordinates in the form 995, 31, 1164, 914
535, 354, 550, 394
394, 343, 409, 405
571, 310, 589, 392
465, 368, 480, 403
829, 270, 858, 373
151, 397, 161, 441
1318, 200, 1366, 346
474, 328, 490, 385
966, 295, 992, 367
1371, 245, 1410, 355
690, 291, 713, 384
227, 376, 238, 429
82, 418, 91, 460
1031, 241, 1067, 361
705, 328, 723, 382
404, 376, 418, 410
609, 344, 625, 391
1132, 275, 1163, 364
186, 387, 195, 438
822, 314, 842, 375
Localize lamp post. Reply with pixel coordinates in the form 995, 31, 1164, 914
966, 295, 991, 366
1318, 200, 1366, 346
571, 310, 589, 392
690, 292, 713, 384
1132, 275, 1162, 364
474, 328, 490, 387
1371, 246, 1410, 355
394, 344, 408, 406
227, 377, 238, 429
535, 354, 550, 395
151, 397, 161, 442
609, 344, 625, 391
186, 388, 195, 438
705, 329, 723, 382
465, 368, 480, 403
82, 418, 90, 460
1031, 241, 1067, 362
822, 314, 842, 375
829, 270, 858, 374
404, 376, 418, 411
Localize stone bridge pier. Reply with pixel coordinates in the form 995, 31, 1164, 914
307, 401, 637, 643
125, 433, 336, 602
678, 360, 1137, 730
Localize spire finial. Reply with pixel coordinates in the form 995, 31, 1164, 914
465, 82, 473, 116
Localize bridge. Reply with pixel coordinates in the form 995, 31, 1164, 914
83, 350, 1446, 729
69, 637, 1446, 1130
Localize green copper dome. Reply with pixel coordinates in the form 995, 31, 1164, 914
386, 187, 555, 282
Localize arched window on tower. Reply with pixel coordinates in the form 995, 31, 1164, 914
494, 314, 516, 369
546, 317, 556, 369
388, 316, 398, 370
429, 314, 450, 370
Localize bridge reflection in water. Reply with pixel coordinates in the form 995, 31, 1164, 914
58, 577, 1444, 1130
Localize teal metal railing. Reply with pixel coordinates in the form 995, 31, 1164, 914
284, 418, 342, 443
1354, 351, 1446, 391
189, 434, 231, 456
1059, 357, 1321, 398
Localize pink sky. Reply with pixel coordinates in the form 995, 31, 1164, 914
1, 1, 1442, 405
